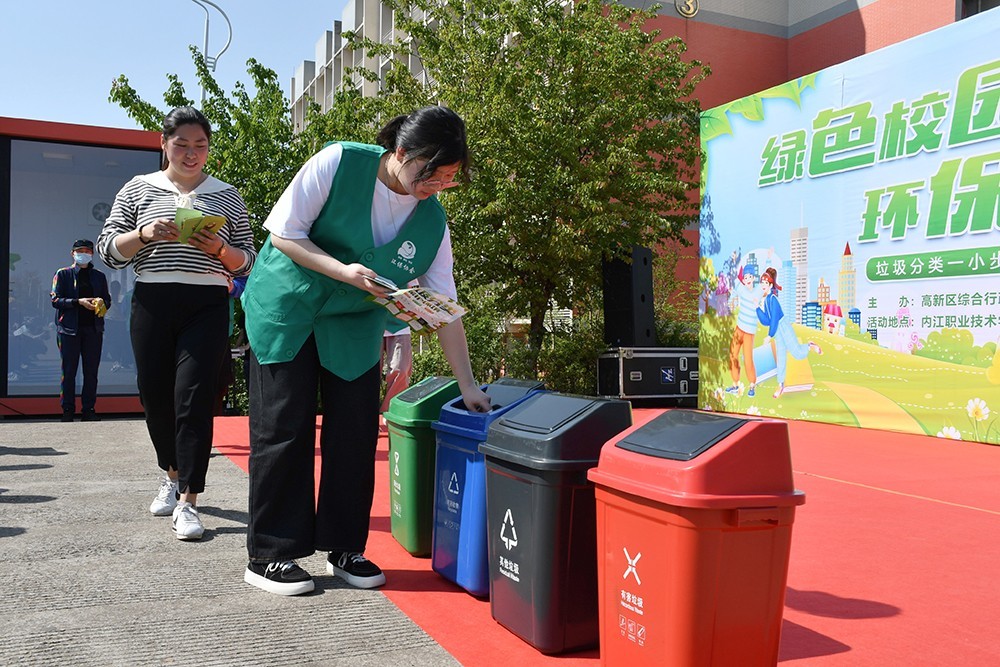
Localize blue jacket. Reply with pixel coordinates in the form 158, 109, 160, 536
756, 292, 783, 338
50, 264, 111, 335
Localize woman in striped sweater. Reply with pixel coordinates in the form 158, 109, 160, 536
97, 106, 257, 541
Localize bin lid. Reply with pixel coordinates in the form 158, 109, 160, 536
485, 377, 546, 410
588, 409, 806, 509
385, 376, 461, 427
432, 379, 545, 440
479, 393, 632, 471
616, 410, 747, 461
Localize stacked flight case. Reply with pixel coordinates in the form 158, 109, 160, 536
597, 347, 698, 405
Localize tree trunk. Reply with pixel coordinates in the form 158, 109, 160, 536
526, 288, 553, 375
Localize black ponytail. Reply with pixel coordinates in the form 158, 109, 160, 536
375, 114, 409, 150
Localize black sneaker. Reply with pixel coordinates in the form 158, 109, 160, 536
327, 551, 386, 589
81, 410, 101, 422
61, 410, 74, 423
244, 560, 315, 596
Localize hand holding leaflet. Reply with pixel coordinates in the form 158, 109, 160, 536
175, 207, 226, 245
368, 274, 400, 291
368, 275, 467, 333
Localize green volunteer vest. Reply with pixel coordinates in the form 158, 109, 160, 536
243, 142, 447, 379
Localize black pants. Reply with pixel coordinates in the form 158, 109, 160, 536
130, 282, 229, 494
58, 327, 103, 412
247, 335, 381, 561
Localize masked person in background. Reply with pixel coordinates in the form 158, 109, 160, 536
51, 239, 111, 422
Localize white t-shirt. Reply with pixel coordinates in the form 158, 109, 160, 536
263, 143, 457, 299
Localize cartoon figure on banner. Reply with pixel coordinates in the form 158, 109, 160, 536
823, 303, 844, 336
707, 271, 732, 316
892, 306, 922, 353
726, 263, 759, 397
757, 267, 822, 399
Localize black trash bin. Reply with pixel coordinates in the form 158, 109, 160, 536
478, 392, 632, 654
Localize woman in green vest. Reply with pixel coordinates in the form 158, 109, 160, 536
242, 106, 491, 596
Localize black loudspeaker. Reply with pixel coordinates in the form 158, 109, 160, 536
602, 245, 657, 347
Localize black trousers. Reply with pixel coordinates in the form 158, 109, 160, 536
247, 335, 381, 561
130, 282, 229, 494
58, 326, 103, 412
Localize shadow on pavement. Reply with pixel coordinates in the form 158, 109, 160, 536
0, 446, 67, 457
785, 587, 901, 619
778, 619, 851, 662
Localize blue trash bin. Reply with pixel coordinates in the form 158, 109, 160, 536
431, 377, 545, 596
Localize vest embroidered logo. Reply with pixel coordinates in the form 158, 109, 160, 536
398, 240, 416, 259
392, 240, 418, 275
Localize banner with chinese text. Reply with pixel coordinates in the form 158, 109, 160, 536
698, 10, 1000, 445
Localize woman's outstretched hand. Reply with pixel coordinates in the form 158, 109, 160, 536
461, 385, 492, 413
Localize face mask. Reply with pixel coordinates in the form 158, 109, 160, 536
73, 252, 92, 265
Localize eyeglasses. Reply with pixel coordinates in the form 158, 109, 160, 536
419, 177, 461, 191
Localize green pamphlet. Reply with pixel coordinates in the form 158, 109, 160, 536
175, 207, 226, 244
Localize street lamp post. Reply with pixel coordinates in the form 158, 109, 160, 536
189, 0, 233, 103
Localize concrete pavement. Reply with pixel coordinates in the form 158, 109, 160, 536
0, 418, 460, 667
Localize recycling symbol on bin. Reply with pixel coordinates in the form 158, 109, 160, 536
500, 508, 518, 550
448, 472, 460, 495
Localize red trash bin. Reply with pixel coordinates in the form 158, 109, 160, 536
587, 409, 805, 667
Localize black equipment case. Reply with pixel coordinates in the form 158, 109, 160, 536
597, 347, 698, 405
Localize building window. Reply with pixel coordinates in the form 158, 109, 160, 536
961, 0, 1000, 18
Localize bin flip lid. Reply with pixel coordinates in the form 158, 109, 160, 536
432, 381, 545, 441
480, 393, 632, 470
483, 380, 544, 411
591, 412, 805, 508
616, 410, 747, 461
490, 377, 546, 390
385, 376, 461, 427
497, 394, 599, 434
395, 376, 454, 403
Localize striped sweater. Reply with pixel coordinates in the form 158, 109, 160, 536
97, 171, 257, 286
734, 282, 760, 334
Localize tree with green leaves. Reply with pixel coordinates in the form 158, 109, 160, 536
111, 2, 707, 380
372, 0, 707, 367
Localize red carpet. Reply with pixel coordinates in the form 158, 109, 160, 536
213, 412, 1000, 666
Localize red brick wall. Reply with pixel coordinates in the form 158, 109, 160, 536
789, 0, 955, 79
648, 1, 957, 108
646, 16, 789, 110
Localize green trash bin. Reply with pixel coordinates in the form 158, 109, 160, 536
385, 376, 461, 556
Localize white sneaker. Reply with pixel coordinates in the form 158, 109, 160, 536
172, 502, 204, 540
326, 551, 386, 588
149, 477, 179, 516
